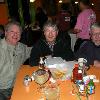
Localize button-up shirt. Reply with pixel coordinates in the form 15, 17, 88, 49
0, 39, 31, 89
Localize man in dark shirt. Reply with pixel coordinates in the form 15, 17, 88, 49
29, 20, 74, 66
76, 22, 100, 67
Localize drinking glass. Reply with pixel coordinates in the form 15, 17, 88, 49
33, 69, 49, 90
33, 69, 49, 99
44, 83, 60, 100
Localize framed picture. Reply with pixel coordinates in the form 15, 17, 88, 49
0, 0, 5, 3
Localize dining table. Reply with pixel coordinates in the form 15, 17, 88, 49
10, 65, 100, 100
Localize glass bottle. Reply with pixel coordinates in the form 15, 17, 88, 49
78, 58, 87, 76
77, 69, 82, 81
39, 57, 45, 69
78, 81, 86, 96
87, 79, 95, 94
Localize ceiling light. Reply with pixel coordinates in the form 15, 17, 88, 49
30, 0, 35, 3
92, 3, 94, 6
59, 0, 62, 3
75, 1, 78, 4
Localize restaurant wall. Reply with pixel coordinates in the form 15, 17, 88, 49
92, 0, 100, 21
0, 3, 8, 25
0, 0, 100, 25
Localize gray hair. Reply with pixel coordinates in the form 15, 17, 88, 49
4, 21, 22, 33
43, 20, 58, 32
91, 22, 100, 30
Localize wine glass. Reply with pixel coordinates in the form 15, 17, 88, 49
33, 69, 49, 90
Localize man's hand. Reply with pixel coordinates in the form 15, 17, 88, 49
94, 60, 100, 67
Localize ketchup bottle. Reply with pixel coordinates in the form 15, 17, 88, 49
72, 64, 79, 83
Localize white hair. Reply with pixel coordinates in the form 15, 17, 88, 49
91, 22, 100, 30
43, 20, 58, 32
5, 21, 22, 33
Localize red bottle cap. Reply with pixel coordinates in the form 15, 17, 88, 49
74, 64, 79, 68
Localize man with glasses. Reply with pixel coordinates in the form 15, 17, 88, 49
76, 22, 100, 67
0, 21, 31, 100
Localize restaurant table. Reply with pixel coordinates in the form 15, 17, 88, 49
10, 65, 100, 100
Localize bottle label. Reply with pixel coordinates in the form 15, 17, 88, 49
78, 70, 82, 73
88, 86, 95, 94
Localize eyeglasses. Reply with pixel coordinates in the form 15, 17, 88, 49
92, 33, 100, 37
7, 31, 20, 35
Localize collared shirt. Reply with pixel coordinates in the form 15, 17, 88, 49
46, 42, 56, 52
75, 9, 96, 39
0, 39, 31, 89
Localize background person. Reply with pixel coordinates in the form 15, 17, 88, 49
35, 7, 48, 29
56, 3, 71, 48
74, 0, 96, 53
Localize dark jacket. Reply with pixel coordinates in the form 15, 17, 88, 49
29, 36, 74, 66
76, 40, 100, 66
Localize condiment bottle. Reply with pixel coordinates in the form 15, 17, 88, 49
78, 81, 85, 96
39, 57, 45, 69
78, 58, 87, 76
72, 64, 79, 83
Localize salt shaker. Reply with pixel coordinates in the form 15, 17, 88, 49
23, 75, 32, 86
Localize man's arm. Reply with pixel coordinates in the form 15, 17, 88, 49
76, 41, 91, 67
65, 47, 75, 61
29, 45, 40, 66
94, 60, 100, 67
19, 43, 32, 64
0, 50, 3, 67
74, 13, 84, 34
25, 45, 32, 60
76, 41, 88, 55
61, 40, 75, 61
